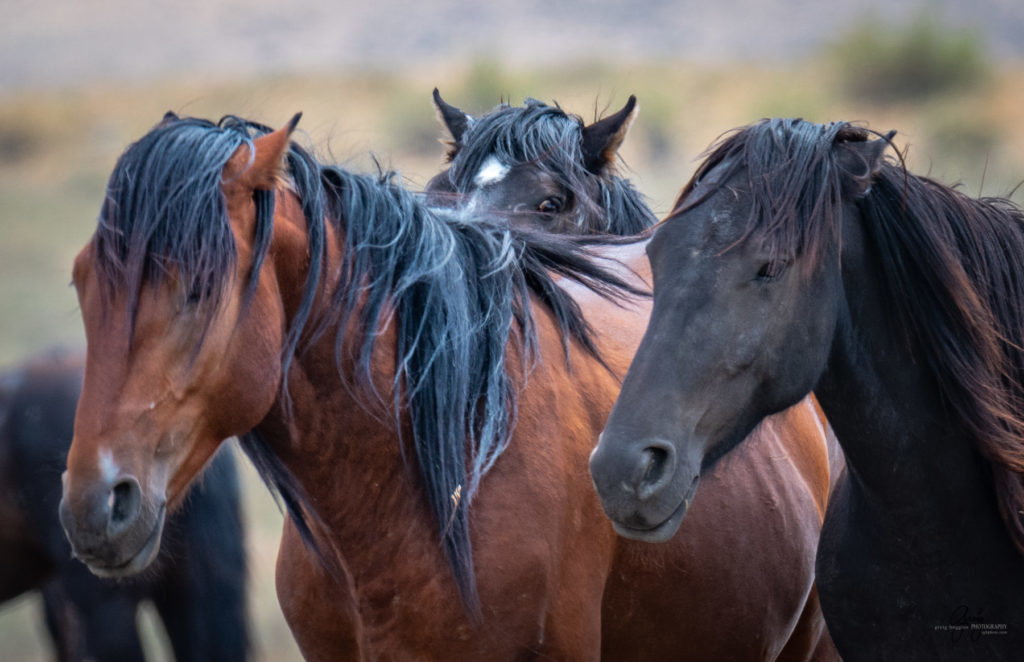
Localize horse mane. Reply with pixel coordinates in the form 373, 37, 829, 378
862, 165, 1024, 555
95, 116, 276, 341
672, 118, 854, 275
443, 99, 656, 235
92, 114, 644, 611
682, 117, 1024, 554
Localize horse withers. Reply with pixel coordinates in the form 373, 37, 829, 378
593, 118, 1024, 660
0, 348, 247, 661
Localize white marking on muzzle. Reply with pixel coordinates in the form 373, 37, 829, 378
99, 449, 120, 485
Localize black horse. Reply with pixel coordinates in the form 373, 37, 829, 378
0, 348, 248, 661
592, 118, 1024, 660
426, 90, 655, 235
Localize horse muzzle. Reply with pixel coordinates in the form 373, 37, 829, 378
589, 434, 701, 543
59, 472, 167, 577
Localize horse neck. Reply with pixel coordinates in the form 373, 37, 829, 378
254, 203, 449, 584
814, 213, 1001, 537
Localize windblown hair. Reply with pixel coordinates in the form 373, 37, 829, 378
439, 99, 655, 235
96, 116, 268, 334
680, 117, 1024, 554
672, 118, 861, 275
92, 114, 643, 611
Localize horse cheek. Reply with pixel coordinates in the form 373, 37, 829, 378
213, 285, 284, 437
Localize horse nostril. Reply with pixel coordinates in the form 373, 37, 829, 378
641, 446, 667, 482
108, 477, 142, 535
635, 444, 675, 501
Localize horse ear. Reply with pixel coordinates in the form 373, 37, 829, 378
433, 88, 472, 152
158, 111, 180, 127
225, 113, 301, 191
836, 130, 895, 199
581, 95, 638, 173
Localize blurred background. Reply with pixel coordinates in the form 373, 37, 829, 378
1, 0, 1022, 659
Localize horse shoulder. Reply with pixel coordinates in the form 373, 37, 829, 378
757, 396, 834, 521
275, 516, 368, 661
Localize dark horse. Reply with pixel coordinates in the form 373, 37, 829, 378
58, 112, 836, 659
426, 90, 656, 235
0, 348, 247, 661
592, 118, 1024, 660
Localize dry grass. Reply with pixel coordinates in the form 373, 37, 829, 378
1, 60, 1023, 660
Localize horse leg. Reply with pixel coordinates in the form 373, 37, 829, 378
41, 580, 86, 662
275, 515, 367, 661
151, 558, 248, 662
151, 461, 248, 662
70, 589, 145, 662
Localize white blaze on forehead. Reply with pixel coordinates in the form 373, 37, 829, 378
99, 448, 120, 484
474, 155, 510, 187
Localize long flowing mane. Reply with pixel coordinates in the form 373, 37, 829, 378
93, 114, 643, 610
441, 99, 656, 235
678, 118, 1024, 554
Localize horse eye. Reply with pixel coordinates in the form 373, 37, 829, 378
538, 197, 564, 214
185, 279, 211, 305
755, 260, 789, 281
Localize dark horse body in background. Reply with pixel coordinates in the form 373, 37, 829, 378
57, 113, 836, 659
593, 118, 1024, 660
426, 90, 656, 235
0, 349, 247, 661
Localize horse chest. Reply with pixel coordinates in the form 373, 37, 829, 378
817, 473, 1024, 660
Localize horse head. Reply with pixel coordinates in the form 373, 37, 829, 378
427, 90, 653, 235
60, 115, 304, 576
591, 120, 889, 541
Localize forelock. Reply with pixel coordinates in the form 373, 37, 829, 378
449, 101, 587, 194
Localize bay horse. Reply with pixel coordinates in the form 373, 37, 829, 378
592, 118, 1024, 660
426, 90, 656, 235
0, 348, 247, 661
59, 112, 834, 659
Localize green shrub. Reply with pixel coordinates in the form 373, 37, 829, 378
829, 12, 990, 102
459, 59, 512, 113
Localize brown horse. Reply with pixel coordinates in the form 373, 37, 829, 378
59, 112, 835, 659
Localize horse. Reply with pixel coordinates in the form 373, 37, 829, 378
426, 90, 656, 235
591, 117, 1024, 660
0, 348, 248, 661
58, 111, 836, 660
